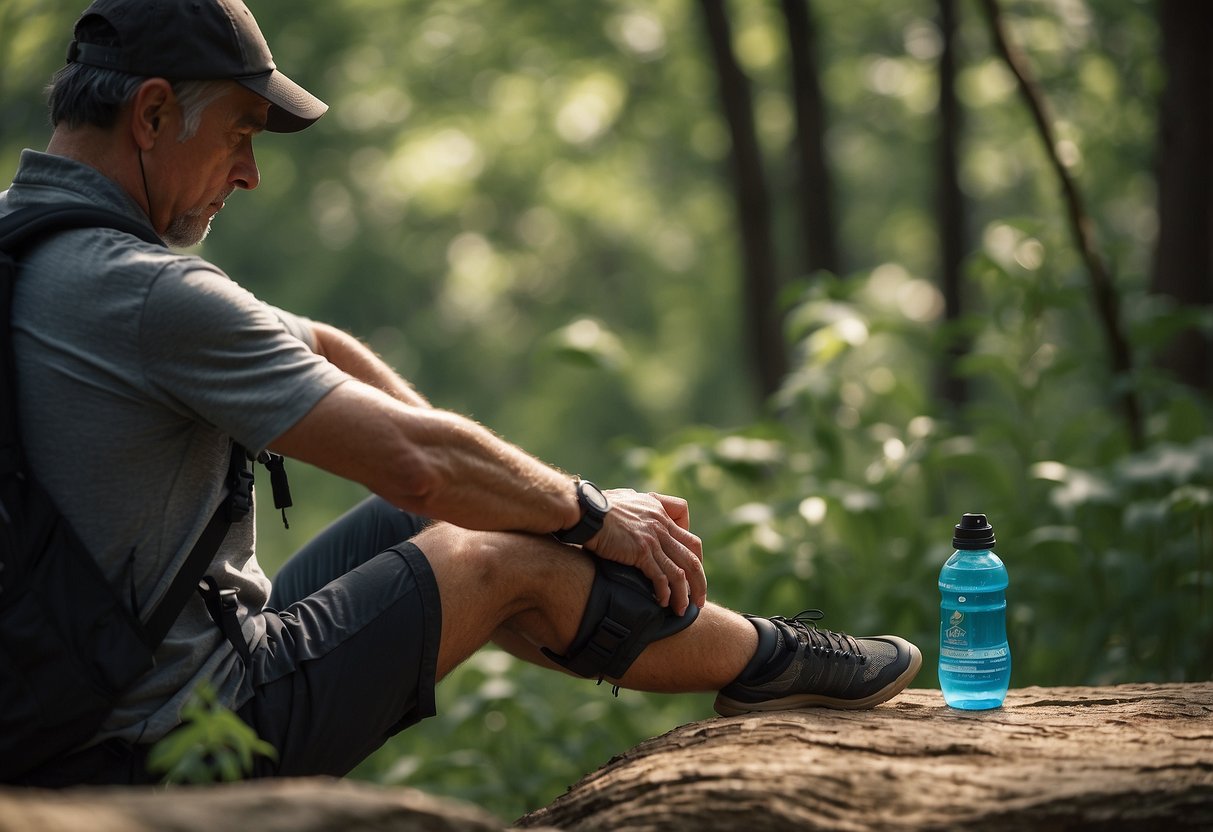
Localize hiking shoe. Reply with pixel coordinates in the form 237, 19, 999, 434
714, 610, 922, 716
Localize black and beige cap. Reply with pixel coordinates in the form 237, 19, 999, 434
65, 0, 327, 132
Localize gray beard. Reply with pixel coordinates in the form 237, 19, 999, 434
162, 209, 213, 248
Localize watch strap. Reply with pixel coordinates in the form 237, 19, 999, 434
553, 479, 607, 545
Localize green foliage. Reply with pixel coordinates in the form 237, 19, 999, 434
146, 683, 277, 785
625, 263, 1213, 691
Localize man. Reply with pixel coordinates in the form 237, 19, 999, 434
2, 0, 921, 785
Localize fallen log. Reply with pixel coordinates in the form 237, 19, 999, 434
1, 684, 1208, 831
518, 683, 1213, 831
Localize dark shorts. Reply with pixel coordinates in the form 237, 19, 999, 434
241, 497, 440, 777
241, 542, 442, 777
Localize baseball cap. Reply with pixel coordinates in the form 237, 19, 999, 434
65, 0, 327, 133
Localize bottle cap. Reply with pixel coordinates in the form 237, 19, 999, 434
953, 513, 996, 550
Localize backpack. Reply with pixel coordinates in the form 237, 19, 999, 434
0, 204, 258, 782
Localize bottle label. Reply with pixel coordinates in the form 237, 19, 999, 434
939, 607, 1010, 674
944, 609, 966, 643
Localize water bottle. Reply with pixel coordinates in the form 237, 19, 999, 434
938, 513, 1010, 709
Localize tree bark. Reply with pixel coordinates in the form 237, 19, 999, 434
697, 0, 788, 401
1151, 0, 1213, 392
520, 683, 1213, 831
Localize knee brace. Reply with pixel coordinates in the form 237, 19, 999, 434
541, 558, 700, 681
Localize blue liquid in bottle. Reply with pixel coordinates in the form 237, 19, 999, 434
938, 513, 1010, 710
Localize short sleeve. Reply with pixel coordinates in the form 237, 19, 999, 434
139, 262, 347, 451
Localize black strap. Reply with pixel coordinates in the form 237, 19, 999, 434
144, 443, 252, 648
196, 576, 252, 666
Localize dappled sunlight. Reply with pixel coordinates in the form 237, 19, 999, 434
982, 222, 1047, 272
438, 231, 514, 325
606, 7, 667, 60
553, 71, 627, 146
958, 58, 1017, 107
798, 495, 828, 526
337, 85, 413, 133
486, 73, 541, 145
386, 127, 485, 207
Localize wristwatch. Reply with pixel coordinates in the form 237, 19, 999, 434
553, 479, 610, 545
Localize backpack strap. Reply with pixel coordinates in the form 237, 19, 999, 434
144, 443, 254, 649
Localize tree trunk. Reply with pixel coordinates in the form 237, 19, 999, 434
698, 0, 788, 402
1151, 0, 1213, 392
935, 0, 969, 411
781, 0, 840, 278
520, 683, 1213, 831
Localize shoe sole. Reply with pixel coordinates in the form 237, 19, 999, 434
712, 637, 923, 717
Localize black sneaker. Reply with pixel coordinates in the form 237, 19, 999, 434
714, 610, 922, 716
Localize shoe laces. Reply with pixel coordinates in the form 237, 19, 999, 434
773, 609, 867, 665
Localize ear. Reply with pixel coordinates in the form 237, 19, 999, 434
130, 78, 174, 151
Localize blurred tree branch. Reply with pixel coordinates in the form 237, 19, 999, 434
980, 0, 1144, 449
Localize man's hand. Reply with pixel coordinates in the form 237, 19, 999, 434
584, 489, 706, 616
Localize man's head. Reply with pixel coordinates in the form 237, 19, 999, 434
45, 0, 326, 247
60, 0, 325, 133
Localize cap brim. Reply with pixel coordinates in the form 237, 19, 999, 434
238, 69, 327, 133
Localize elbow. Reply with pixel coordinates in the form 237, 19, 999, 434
376, 442, 446, 513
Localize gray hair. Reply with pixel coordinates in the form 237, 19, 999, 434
47, 62, 228, 141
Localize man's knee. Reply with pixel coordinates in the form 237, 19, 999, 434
410, 523, 580, 609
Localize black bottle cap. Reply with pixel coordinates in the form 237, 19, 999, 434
953, 513, 996, 550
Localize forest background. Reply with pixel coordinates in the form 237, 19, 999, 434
2, 0, 1210, 822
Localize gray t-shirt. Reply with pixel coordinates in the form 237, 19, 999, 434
1, 150, 348, 744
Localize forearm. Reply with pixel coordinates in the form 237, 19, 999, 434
309, 320, 430, 408
404, 408, 580, 532
270, 380, 581, 534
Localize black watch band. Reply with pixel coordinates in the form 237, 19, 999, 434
553, 479, 610, 545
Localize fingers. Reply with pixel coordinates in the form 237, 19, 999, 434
634, 551, 672, 609
652, 492, 691, 532
639, 523, 706, 616
592, 489, 708, 615
648, 494, 706, 610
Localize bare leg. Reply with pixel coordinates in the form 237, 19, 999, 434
413, 523, 757, 692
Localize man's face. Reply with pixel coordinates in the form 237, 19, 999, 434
151, 83, 268, 247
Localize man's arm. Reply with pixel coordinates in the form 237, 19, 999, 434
270, 376, 579, 533
276, 322, 707, 613
309, 321, 430, 408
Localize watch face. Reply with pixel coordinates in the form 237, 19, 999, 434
581, 481, 610, 513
